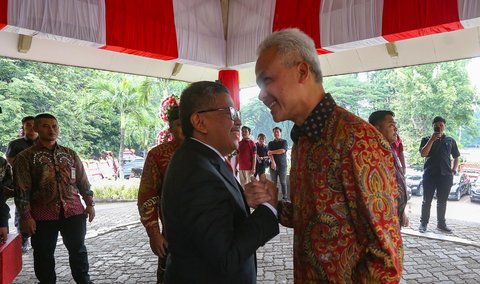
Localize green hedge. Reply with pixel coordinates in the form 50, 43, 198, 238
91, 179, 140, 200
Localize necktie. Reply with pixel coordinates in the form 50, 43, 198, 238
225, 158, 234, 174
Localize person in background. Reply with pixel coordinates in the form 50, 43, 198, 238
268, 127, 288, 200
161, 81, 279, 283
0, 156, 13, 244
237, 126, 257, 187
251, 28, 402, 283
254, 133, 269, 178
14, 113, 95, 284
6, 115, 38, 252
392, 133, 407, 174
137, 104, 184, 284
418, 116, 460, 233
369, 110, 409, 227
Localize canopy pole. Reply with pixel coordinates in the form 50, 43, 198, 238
218, 70, 240, 110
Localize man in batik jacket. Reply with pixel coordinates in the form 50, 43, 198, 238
249, 28, 403, 283
137, 105, 183, 283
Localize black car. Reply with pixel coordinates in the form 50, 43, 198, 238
447, 173, 472, 201
470, 180, 480, 203
123, 158, 145, 179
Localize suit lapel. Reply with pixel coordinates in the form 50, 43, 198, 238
214, 157, 248, 215
188, 139, 247, 214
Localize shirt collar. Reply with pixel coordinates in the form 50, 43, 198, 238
290, 93, 336, 143
190, 137, 225, 160
34, 140, 58, 151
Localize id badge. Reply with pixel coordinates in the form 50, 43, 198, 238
71, 166, 76, 180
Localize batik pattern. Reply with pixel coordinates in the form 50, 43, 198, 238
138, 140, 180, 236
279, 106, 403, 284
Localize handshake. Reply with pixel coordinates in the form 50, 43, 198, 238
243, 174, 278, 209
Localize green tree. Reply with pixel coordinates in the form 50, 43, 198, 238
90, 74, 150, 177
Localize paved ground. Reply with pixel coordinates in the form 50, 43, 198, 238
8, 200, 480, 284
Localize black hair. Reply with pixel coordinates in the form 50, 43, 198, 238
273, 126, 282, 132
21, 116, 35, 124
179, 81, 230, 138
368, 110, 395, 126
432, 116, 446, 124
257, 133, 266, 139
34, 113, 57, 122
241, 126, 251, 133
167, 105, 180, 122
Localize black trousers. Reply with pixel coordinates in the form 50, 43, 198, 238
420, 174, 453, 226
31, 212, 91, 284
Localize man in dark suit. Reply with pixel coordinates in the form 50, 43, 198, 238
162, 81, 279, 284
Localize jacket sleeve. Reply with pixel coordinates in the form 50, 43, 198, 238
180, 172, 279, 275
347, 132, 403, 283
137, 151, 162, 237
74, 152, 94, 206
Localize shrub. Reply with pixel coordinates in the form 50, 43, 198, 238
91, 179, 140, 200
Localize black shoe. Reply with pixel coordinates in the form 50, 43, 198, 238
437, 224, 452, 233
418, 224, 427, 233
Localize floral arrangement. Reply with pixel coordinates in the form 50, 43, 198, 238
155, 127, 171, 145
156, 95, 180, 145
159, 95, 180, 122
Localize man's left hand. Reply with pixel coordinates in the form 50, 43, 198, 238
85, 206, 95, 222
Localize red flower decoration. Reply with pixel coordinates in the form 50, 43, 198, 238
159, 95, 180, 122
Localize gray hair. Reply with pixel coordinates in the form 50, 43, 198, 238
257, 28, 323, 83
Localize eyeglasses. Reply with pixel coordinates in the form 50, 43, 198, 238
197, 106, 241, 121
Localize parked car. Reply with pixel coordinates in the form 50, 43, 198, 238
122, 157, 145, 179
406, 174, 423, 196
470, 180, 480, 203
406, 184, 412, 201
448, 173, 473, 201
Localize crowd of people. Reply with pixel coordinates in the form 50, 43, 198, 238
1, 28, 462, 284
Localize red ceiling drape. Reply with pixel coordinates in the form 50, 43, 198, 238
102, 0, 178, 60
382, 0, 462, 41
0, 0, 7, 30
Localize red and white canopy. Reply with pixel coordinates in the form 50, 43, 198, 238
0, 0, 479, 88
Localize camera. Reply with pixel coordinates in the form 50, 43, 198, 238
434, 126, 440, 133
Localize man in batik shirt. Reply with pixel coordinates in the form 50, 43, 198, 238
137, 105, 184, 283
249, 28, 403, 283
369, 110, 409, 227
14, 113, 95, 284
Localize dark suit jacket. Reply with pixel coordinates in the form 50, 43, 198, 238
161, 138, 279, 284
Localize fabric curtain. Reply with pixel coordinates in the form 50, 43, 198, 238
0, 0, 7, 29
382, 0, 462, 41
6, 0, 105, 46
320, 0, 386, 52
227, 0, 275, 67
172, 0, 225, 67
458, 0, 480, 28
103, 0, 177, 60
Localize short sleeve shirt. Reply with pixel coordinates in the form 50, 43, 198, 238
419, 135, 460, 176
238, 138, 257, 170
6, 137, 36, 159
268, 139, 288, 170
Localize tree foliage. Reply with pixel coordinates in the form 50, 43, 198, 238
0, 58, 188, 161
1, 57, 478, 169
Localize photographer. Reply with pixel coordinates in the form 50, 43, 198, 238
418, 116, 460, 233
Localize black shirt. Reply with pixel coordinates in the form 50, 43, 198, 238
419, 134, 460, 176
6, 137, 36, 159
268, 139, 288, 170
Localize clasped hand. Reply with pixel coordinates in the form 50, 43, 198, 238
244, 174, 278, 209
